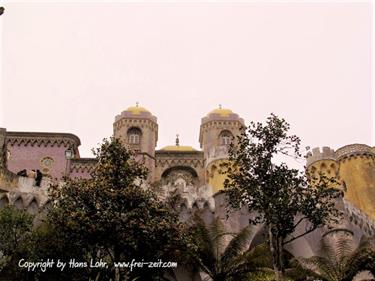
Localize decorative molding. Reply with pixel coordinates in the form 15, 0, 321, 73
199, 120, 244, 146
0, 191, 49, 209
70, 158, 97, 173
156, 153, 204, 168
114, 119, 158, 144
114, 117, 158, 131
6, 131, 81, 148
40, 156, 54, 168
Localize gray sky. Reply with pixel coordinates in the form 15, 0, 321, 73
0, 1, 372, 161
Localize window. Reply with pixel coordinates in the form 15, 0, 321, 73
127, 127, 142, 144
219, 130, 233, 145
129, 134, 140, 144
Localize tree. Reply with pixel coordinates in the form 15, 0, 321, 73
187, 214, 275, 281
25, 221, 91, 281
296, 232, 375, 281
223, 114, 341, 281
47, 137, 187, 281
0, 206, 33, 280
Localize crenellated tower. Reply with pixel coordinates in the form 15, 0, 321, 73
306, 146, 339, 185
335, 144, 375, 220
199, 107, 244, 193
113, 104, 158, 181
306, 144, 375, 220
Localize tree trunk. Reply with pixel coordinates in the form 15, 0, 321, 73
113, 249, 120, 281
114, 270, 120, 281
268, 226, 284, 281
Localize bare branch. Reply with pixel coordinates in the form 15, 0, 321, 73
283, 226, 317, 245
293, 216, 308, 229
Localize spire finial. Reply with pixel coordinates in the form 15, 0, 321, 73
176, 134, 180, 146
219, 104, 222, 109
136, 101, 139, 107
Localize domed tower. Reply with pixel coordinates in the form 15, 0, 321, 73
113, 104, 158, 181
335, 144, 375, 219
199, 106, 244, 193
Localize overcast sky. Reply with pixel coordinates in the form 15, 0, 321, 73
0, 1, 372, 161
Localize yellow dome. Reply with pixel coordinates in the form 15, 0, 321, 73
208, 108, 233, 117
125, 105, 150, 115
160, 145, 197, 152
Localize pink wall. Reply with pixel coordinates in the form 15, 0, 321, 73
7, 144, 70, 179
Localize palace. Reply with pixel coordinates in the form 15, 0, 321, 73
0, 105, 374, 263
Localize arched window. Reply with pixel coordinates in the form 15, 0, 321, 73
219, 130, 233, 145
127, 127, 142, 144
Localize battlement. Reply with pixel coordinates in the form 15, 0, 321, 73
306, 144, 375, 167
306, 146, 336, 167
335, 144, 374, 160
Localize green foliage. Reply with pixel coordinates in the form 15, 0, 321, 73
0, 206, 33, 279
222, 114, 342, 280
296, 232, 375, 281
25, 222, 91, 281
187, 214, 274, 281
0, 206, 33, 256
46, 137, 187, 281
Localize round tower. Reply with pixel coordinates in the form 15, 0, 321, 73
306, 146, 339, 187
335, 144, 375, 219
113, 104, 158, 181
199, 106, 244, 193
306, 147, 350, 235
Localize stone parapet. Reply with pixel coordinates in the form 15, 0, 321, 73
0, 176, 51, 213
306, 146, 336, 167
306, 144, 375, 167
335, 144, 374, 161
17, 176, 51, 194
